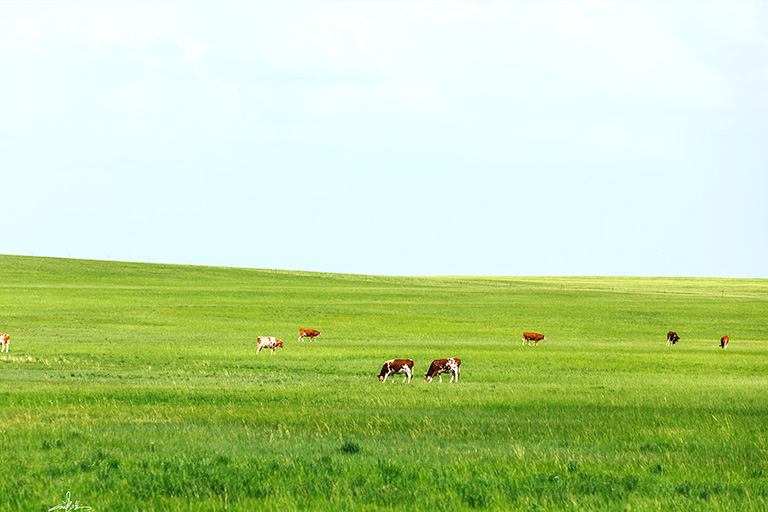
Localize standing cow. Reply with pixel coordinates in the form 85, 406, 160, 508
522, 332, 546, 346
0, 333, 8, 353
377, 359, 414, 383
667, 331, 680, 347
256, 336, 284, 355
720, 335, 729, 349
298, 328, 322, 342
424, 358, 461, 383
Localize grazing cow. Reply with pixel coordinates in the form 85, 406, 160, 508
256, 336, 284, 355
667, 331, 680, 347
0, 333, 8, 353
377, 359, 414, 383
298, 328, 322, 342
522, 332, 546, 346
720, 335, 729, 349
424, 358, 461, 383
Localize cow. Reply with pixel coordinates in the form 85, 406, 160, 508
377, 359, 414, 383
522, 332, 546, 346
0, 333, 8, 353
256, 336, 284, 355
298, 328, 321, 342
667, 331, 680, 347
425, 358, 461, 383
720, 335, 729, 349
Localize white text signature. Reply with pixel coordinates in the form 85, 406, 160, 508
49, 492, 92, 511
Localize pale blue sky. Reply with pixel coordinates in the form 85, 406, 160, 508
1, 1, 766, 277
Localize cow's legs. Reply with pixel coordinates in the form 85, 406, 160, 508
382, 373, 389, 383
257, 346, 262, 354
405, 367, 412, 383
438, 374, 443, 383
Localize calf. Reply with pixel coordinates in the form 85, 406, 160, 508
667, 331, 680, 347
298, 328, 321, 342
0, 333, 8, 353
424, 358, 461, 383
720, 335, 729, 349
256, 336, 284, 355
522, 332, 546, 346
377, 359, 414, 383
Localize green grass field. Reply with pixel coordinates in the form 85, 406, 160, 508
1, 254, 766, 511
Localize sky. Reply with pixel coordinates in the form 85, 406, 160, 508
1, 0, 767, 277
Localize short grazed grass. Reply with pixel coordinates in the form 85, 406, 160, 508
0, 255, 766, 511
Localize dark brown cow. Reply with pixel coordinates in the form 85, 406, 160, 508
667, 331, 680, 347
298, 328, 321, 342
424, 358, 461, 383
522, 332, 546, 346
257, 336, 284, 355
720, 335, 729, 349
0, 333, 8, 353
377, 359, 414, 383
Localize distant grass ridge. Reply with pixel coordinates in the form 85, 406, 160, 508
1, 255, 766, 511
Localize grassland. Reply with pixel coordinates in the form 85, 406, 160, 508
0, 254, 766, 511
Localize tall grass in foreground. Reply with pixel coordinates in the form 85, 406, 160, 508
0, 255, 766, 511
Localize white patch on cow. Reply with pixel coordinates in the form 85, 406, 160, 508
402, 364, 412, 383
447, 361, 459, 383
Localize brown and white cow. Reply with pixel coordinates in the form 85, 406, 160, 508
0, 333, 8, 353
424, 358, 461, 383
377, 359, 414, 383
720, 335, 729, 349
667, 331, 680, 347
256, 336, 284, 355
298, 328, 321, 342
522, 332, 546, 346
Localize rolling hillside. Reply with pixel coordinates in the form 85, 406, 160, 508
1, 255, 766, 511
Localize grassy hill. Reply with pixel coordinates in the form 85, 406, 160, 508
1, 255, 766, 511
